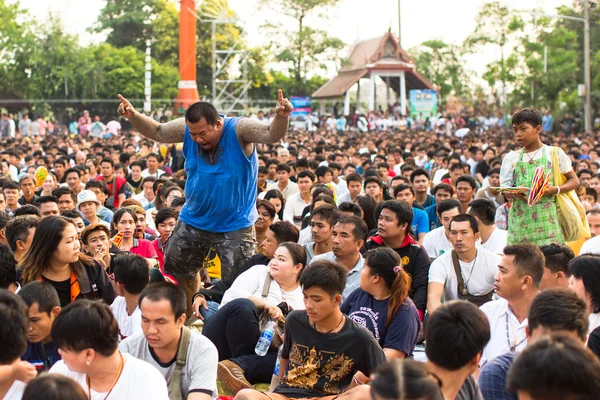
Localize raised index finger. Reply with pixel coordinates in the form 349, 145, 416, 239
278, 89, 283, 103
117, 94, 128, 104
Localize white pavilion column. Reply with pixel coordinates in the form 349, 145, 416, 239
368, 71, 376, 111
343, 90, 350, 116
399, 70, 407, 116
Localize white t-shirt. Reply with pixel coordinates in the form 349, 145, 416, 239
120, 331, 217, 399
141, 169, 165, 179
423, 226, 453, 259
500, 145, 572, 187
428, 247, 500, 301
432, 168, 448, 185
298, 226, 312, 245
49, 353, 169, 400
3, 380, 25, 400
479, 228, 508, 255
589, 312, 600, 334
220, 264, 305, 311
580, 235, 600, 255
479, 299, 528, 366
283, 192, 309, 228
110, 296, 142, 342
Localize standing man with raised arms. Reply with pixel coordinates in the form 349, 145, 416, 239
117, 91, 293, 313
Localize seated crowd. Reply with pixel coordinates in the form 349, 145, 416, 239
2, 109, 600, 400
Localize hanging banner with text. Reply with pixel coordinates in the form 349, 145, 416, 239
409, 90, 438, 119
290, 96, 312, 117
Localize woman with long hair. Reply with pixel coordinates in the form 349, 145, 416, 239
203, 243, 306, 393
48, 300, 169, 398
370, 359, 442, 400
18, 216, 115, 307
111, 208, 158, 267
357, 194, 378, 232
263, 189, 286, 221
342, 247, 420, 359
85, 157, 100, 178
145, 182, 181, 230
255, 199, 276, 245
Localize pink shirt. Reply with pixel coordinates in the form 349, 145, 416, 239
130, 238, 157, 259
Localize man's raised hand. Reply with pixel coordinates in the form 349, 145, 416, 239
117, 94, 135, 119
275, 89, 293, 118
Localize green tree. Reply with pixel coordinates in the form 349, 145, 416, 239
408, 40, 471, 106
464, 1, 524, 107
0, 0, 33, 95
259, 0, 345, 94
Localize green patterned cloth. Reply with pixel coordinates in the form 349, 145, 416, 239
507, 146, 564, 246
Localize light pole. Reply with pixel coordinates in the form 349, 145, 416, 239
532, 2, 592, 133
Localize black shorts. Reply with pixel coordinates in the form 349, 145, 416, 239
163, 221, 256, 280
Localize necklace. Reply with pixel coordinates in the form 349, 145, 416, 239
505, 314, 527, 352
525, 146, 543, 164
313, 315, 345, 334
460, 251, 478, 296
86, 352, 124, 400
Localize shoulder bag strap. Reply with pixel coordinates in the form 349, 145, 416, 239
261, 273, 273, 298
167, 326, 192, 400
451, 250, 466, 296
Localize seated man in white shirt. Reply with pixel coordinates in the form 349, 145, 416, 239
141, 153, 165, 178
283, 170, 314, 227
337, 173, 363, 204
479, 243, 543, 366
120, 282, 218, 400
467, 199, 507, 254
110, 252, 149, 342
266, 163, 299, 201
427, 214, 500, 315
580, 209, 600, 254
132, 176, 157, 209
423, 199, 462, 260
311, 216, 367, 300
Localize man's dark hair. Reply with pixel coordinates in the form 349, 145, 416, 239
138, 282, 186, 321
300, 260, 347, 298
34, 196, 58, 207
568, 254, 600, 313
393, 184, 415, 199
171, 197, 186, 208
185, 102, 220, 125
142, 176, 158, 186
432, 183, 454, 197
337, 202, 362, 218
18, 281, 60, 315
154, 207, 179, 226
14, 205, 41, 218
276, 163, 291, 173
456, 175, 477, 190
0, 212, 7, 231
425, 300, 490, 370
61, 210, 81, 220
336, 216, 368, 243
311, 204, 341, 228
85, 179, 110, 196
51, 300, 118, 357
539, 243, 574, 276
266, 158, 279, 168
449, 162, 465, 173
297, 170, 315, 181
64, 167, 82, 178
436, 199, 462, 217
0, 289, 29, 364
507, 333, 600, 399
503, 243, 545, 289
0, 243, 16, 289
586, 187, 598, 203
100, 158, 114, 167
315, 166, 333, 178
6, 215, 39, 252
528, 288, 588, 341
52, 187, 76, 203
268, 221, 299, 244
449, 214, 479, 234
113, 253, 150, 295
409, 168, 430, 183
364, 176, 383, 189
2, 181, 19, 191
467, 199, 496, 226
577, 168, 594, 179
54, 157, 69, 167
488, 167, 500, 176
376, 200, 413, 227
512, 108, 543, 127
345, 173, 362, 184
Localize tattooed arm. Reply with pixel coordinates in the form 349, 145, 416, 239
236, 89, 293, 145
117, 94, 185, 143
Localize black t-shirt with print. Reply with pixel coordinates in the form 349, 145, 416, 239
275, 310, 386, 398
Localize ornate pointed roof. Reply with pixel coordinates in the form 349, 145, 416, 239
312, 32, 433, 99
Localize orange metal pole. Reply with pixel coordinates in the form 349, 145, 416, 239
173, 0, 200, 116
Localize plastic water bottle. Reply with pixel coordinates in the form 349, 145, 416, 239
255, 320, 276, 356
269, 345, 284, 392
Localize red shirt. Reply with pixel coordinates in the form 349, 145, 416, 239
96, 175, 127, 208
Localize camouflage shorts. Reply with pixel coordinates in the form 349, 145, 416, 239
163, 221, 256, 280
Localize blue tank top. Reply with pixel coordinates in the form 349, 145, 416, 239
179, 116, 258, 232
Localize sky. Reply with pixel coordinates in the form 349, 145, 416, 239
19, 0, 573, 78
